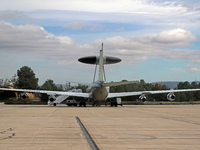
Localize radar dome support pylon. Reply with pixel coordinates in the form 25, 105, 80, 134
78, 43, 121, 82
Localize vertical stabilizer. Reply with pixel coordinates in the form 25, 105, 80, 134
98, 44, 104, 82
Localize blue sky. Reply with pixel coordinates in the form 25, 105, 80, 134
0, 0, 200, 85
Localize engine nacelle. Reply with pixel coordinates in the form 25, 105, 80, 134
48, 95, 56, 102
167, 93, 176, 101
139, 95, 147, 102
21, 93, 29, 99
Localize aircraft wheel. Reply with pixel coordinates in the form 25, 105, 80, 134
110, 102, 113, 107
92, 102, 95, 107
83, 102, 86, 107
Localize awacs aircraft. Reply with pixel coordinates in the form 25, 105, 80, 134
0, 44, 200, 107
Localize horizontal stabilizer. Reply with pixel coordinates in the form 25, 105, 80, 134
104, 80, 139, 87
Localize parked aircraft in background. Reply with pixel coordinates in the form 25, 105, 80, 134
0, 44, 200, 106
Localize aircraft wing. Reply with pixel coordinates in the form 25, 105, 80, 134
0, 88, 90, 98
107, 89, 200, 98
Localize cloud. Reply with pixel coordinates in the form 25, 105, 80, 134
0, 10, 25, 19
0, 10, 35, 24
57, 60, 79, 66
0, 21, 199, 69
0, 10, 24, 19
0, 21, 73, 50
0, 21, 79, 63
115, 28, 125, 32
92, 28, 197, 51
152, 28, 197, 45
3, 0, 200, 31
64, 22, 102, 31
191, 68, 200, 72
185, 65, 200, 72
2, 1, 199, 33
183, 4, 200, 12
91, 28, 199, 65
65, 22, 89, 30
0, 0, 190, 14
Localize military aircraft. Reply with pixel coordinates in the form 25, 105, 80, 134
0, 44, 200, 106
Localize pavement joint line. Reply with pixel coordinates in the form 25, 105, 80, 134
76, 116, 100, 150
0, 106, 27, 114
120, 107, 200, 126
135, 108, 200, 126
46, 108, 58, 117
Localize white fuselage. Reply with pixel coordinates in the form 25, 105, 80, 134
91, 86, 109, 101
87, 81, 109, 101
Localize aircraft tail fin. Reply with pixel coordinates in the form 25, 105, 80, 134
98, 44, 104, 82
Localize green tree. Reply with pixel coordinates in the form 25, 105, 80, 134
177, 81, 200, 101
40, 79, 61, 102
191, 82, 198, 88
76, 84, 88, 93
177, 82, 183, 89
182, 81, 192, 89
175, 92, 181, 102
15, 66, 38, 89
41, 79, 59, 91
180, 93, 187, 101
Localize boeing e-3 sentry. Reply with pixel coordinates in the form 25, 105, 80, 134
0, 44, 200, 106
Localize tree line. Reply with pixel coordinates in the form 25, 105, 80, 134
175, 81, 200, 101
0, 66, 61, 101
0, 66, 200, 102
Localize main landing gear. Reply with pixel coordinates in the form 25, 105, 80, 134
92, 101, 101, 107
79, 101, 86, 107
110, 101, 118, 107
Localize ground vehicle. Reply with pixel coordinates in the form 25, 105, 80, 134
116, 98, 123, 106
66, 100, 77, 106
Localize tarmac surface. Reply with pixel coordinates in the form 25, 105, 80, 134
0, 104, 200, 150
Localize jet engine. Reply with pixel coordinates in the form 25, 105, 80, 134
167, 93, 176, 101
139, 95, 147, 102
21, 93, 29, 99
48, 95, 56, 102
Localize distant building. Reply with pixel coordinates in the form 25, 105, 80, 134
152, 84, 163, 87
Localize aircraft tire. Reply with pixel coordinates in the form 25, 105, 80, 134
110, 102, 113, 107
